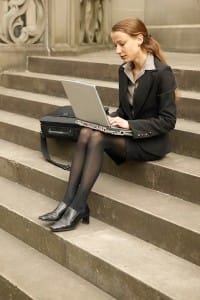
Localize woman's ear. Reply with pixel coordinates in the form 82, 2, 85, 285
137, 34, 144, 46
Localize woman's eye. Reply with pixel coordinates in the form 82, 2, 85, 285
115, 43, 125, 47
120, 41, 127, 46
113, 41, 126, 48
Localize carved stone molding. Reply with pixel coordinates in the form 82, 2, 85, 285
48, 0, 111, 55
79, 0, 105, 44
0, 0, 46, 44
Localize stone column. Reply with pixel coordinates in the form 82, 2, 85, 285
48, 0, 112, 56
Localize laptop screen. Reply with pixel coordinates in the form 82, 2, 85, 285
62, 79, 110, 127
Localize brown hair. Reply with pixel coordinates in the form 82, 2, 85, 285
112, 18, 167, 64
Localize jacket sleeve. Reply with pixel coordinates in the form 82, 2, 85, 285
128, 66, 177, 139
109, 105, 125, 118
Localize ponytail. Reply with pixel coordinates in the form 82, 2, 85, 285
142, 35, 167, 64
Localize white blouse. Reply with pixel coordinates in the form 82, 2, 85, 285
123, 54, 156, 107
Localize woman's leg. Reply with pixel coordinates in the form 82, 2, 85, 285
70, 131, 127, 211
62, 127, 94, 206
39, 127, 93, 221
50, 131, 127, 231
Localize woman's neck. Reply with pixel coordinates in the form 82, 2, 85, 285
133, 51, 148, 72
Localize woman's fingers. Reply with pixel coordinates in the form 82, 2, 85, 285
108, 116, 129, 129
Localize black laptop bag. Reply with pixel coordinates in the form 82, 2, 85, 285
40, 105, 80, 170
40, 105, 109, 170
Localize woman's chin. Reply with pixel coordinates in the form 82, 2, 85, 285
121, 56, 130, 62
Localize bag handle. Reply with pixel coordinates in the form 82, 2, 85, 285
40, 132, 71, 171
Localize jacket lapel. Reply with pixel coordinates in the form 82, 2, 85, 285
119, 69, 133, 118
133, 70, 156, 117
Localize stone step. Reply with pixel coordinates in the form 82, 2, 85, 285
0, 71, 118, 106
177, 90, 200, 122
0, 110, 40, 151
27, 51, 200, 73
0, 229, 114, 300
0, 144, 200, 266
0, 176, 200, 300
0, 86, 67, 119
0, 74, 200, 122
0, 115, 199, 204
28, 51, 200, 71
28, 56, 119, 82
0, 109, 200, 202
170, 118, 200, 158
27, 52, 200, 92
0, 106, 199, 161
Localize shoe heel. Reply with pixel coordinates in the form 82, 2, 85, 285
82, 214, 90, 224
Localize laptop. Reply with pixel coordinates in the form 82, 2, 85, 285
61, 79, 132, 136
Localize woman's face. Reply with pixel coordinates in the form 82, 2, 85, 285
111, 31, 143, 62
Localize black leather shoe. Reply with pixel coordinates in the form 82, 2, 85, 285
50, 206, 90, 232
39, 201, 67, 222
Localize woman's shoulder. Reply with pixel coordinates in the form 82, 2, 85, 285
154, 56, 172, 72
154, 57, 176, 90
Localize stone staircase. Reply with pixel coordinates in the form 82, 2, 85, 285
0, 50, 200, 300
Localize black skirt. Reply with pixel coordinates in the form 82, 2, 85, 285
105, 137, 163, 165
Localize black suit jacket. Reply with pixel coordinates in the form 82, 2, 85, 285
114, 57, 177, 157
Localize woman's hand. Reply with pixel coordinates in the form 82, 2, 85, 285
108, 116, 130, 129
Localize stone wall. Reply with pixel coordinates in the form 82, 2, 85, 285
0, 0, 199, 71
0, 0, 113, 71
111, 0, 144, 24
145, 0, 200, 53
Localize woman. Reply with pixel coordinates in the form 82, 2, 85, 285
39, 18, 176, 232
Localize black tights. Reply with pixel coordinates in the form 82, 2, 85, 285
62, 128, 126, 211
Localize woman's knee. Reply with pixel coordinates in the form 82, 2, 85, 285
78, 128, 93, 145
89, 131, 105, 147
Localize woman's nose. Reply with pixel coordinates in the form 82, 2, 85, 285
116, 45, 121, 54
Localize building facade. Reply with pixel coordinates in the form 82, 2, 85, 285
0, 0, 199, 71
